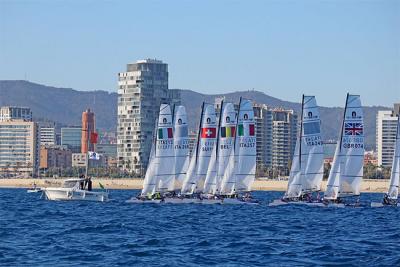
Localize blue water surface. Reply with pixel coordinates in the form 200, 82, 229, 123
0, 189, 399, 267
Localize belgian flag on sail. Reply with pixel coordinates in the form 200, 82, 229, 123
158, 128, 173, 139
220, 126, 236, 138
238, 124, 255, 136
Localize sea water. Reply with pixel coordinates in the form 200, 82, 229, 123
0, 189, 399, 266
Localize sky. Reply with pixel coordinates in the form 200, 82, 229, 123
0, 0, 399, 107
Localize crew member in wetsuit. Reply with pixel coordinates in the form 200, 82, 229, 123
87, 177, 92, 191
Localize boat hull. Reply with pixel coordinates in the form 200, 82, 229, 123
201, 199, 222, 205
222, 198, 258, 205
126, 198, 162, 204
163, 197, 202, 204
371, 202, 399, 208
43, 188, 108, 202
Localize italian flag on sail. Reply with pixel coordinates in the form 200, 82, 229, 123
158, 128, 173, 139
238, 124, 255, 136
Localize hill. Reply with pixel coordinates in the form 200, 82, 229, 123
0, 80, 389, 149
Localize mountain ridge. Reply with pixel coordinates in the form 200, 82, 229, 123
0, 80, 390, 149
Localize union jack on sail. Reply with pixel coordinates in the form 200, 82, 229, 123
344, 122, 363, 136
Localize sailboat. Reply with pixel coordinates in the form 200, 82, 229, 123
219, 98, 258, 204
179, 103, 217, 203
323, 94, 364, 207
163, 105, 192, 203
202, 101, 236, 204
269, 95, 324, 206
127, 104, 174, 203
371, 115, 400, 207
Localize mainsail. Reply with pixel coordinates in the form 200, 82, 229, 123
204, 102, 237, 194
387, 116, 400, 200
220, 99, 256, 194
173, 106, 190, 191
194, 104, 218, 192
285, 95, 324, 198
181, 103, 217, 194
233, 99, 256, 192
155, 104, 176, 192
325, 94, 364, 199
300, 96, 324, 193
203, 101, 225, 194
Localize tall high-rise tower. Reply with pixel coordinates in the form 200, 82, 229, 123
117, 59, 180, 175
81, 109, 95, 153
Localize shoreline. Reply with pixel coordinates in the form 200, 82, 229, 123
0, 178, 390, 193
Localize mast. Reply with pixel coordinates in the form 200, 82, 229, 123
85, 117, 89, 178
231, 97, 242, 194
338, 93, 349, 156
195, 102, 205, 166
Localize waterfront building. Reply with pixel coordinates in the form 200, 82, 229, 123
117, 59, 180, 175
0, 106, 32, 121
40, 146, 72, 170
376, 104, 400, 167
253, 104, 273, 169
39, 123, 56, 147
61, 127, 82, 153
96, 143, 117, 157
72, 153, 86, 168
0, 120, 39, 177
271, 108, 298, 171
81, 109, 95, 154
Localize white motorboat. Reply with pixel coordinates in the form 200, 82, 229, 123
27, 188, 42, 193
27, 184, 42, 193
43, 178, 109, 202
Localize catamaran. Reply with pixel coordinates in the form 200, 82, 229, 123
269, 95, 324, 206
371, 115, 400, 207
323, 94, 364, 207
128, 104, 174, 203
202, 101, 236, 204
163, 105, 192, 203
179, 103, 217, 203
219, 98, 258, 204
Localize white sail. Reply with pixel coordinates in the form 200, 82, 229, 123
325, 94, 364, 199
155, 104, 175, 192
300, 96, 324, 193
181, 103, 217, 194
387, 116, 400, 200
194, 104, 217, 193
173, 106, 190, 190
181, 145, 198, 194
220, 99, 256, 194
204, 102, 237, 194
324, 143, 341, 200
234, 99, 256, 192
203, 141, 218, 194
285, 137, 302, 198
338, 94, 364, 197
141, 121, 158, 196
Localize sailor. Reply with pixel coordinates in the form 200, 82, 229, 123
88, 177, 92, 191
383, 193, 391, 205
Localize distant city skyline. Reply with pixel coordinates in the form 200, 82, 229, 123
0, 0, 399, 107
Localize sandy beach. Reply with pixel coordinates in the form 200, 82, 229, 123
0, 177, 390, 193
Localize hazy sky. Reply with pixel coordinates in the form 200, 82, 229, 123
0, 0, 399, 107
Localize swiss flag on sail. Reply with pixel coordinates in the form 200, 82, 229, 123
201, 127, 216, 138
90, 132, 98, 144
